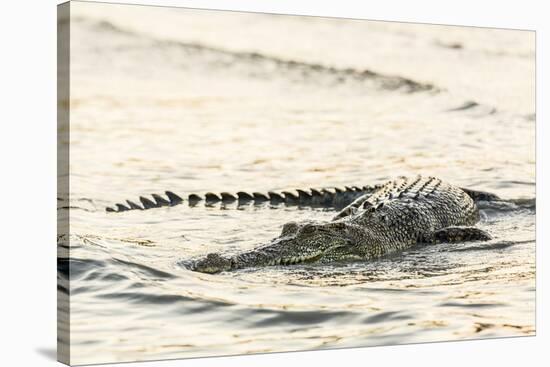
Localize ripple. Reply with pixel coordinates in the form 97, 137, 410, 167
362, 311, 412, 324
439, 302, 506, 308
448, 240, 533, 253
253, 309, 354, 327
112, 258, 175, 279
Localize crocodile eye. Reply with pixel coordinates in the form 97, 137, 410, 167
300, 224, 317, 235
363, 201, 374, 209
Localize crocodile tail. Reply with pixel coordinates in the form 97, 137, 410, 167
105, 184, 381, 213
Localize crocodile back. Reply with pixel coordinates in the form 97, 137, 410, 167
349, 176, 479, 241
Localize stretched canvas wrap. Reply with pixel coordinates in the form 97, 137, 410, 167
57, 1, 536, 365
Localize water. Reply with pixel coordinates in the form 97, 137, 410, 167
59, 3, 535, 365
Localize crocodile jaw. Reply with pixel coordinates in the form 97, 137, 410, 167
192, 248, 326, 274
193, 235, 351, 274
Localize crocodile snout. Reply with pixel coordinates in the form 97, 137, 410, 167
193, 253, 233, 274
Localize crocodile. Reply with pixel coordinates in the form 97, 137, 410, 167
191, 176, 494, 274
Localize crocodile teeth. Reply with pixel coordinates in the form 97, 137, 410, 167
283, 255, 315, 265
279, 255, 313, 266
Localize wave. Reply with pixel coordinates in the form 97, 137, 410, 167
446, 100, 497, 116
74, 17, 437, 94
448, 239, 534, 253
478, 197, 536, 214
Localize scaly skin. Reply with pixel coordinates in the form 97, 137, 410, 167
192, 176, 492, 273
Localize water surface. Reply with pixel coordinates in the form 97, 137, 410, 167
59, 3, 535, 365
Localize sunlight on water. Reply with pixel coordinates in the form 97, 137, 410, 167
59, 3, 535, 365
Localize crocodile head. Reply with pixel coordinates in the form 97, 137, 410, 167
192, 221, 356, 274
